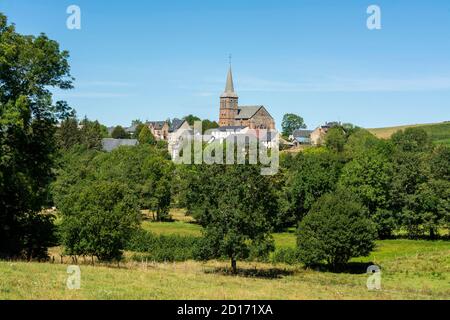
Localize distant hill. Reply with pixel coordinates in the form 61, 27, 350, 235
368, 122, 450, 146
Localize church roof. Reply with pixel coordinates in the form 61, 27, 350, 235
235, 105, 264, 120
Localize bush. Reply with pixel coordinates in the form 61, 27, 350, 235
296, 190, 377, 269
126, 229, 201, 262
57, 181, 141, 261
270, 248, 300, 265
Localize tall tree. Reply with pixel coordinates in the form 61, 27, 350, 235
282, 149, 343, 223
0, 13, 73, 258
325, 127, 346, 153
56, 117, 81, 150
138, 125, 156, 145
80, 118, 103, 150
338, 150, 395, 237
192, 164, 277, 273
281, 113, 306, 137
111, 125, 128, 139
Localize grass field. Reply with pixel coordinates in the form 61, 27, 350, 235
0, 239, 448, 300
368, 121, 450, 145
1, 214, 449, 300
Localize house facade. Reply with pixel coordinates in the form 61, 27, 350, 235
147, 121, 170, 141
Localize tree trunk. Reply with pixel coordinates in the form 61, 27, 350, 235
430, 227, 436, 240
231, 259, 237, 274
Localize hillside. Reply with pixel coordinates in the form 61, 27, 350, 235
368, 122, 450, 145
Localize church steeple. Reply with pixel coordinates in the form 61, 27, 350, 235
219, 62, 239, 127
221, 66, 238, 98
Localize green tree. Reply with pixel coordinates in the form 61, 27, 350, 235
134, 123, 146, 139
391, 127, 432, 153
325, 127, 346, 152
183, 114, 201, 126
282, 149, 343, 223
430, 145, 450, 181
111, 125, 128, 139
202, 119, 220, 134
0, 13, 73, 258
344, 129, 385, 160
138, 125, 156, 145
57, 181, 141, 261
192, 164, 277, 273
56, 117, 81, 151
296, 190, 377, 269
281, 113, 306, 137
338, 150, 395, 238
79, 118, 103, 150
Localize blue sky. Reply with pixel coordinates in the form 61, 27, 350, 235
1, 0, 450, 129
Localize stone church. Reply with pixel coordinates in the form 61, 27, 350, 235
219, 67, 275, 130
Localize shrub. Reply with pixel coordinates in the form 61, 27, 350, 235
57, 181, 141, 261
296, 190, 377, 269
126, 229, 201, 262
270, 248, 300, 265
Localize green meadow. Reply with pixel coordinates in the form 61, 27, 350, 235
1, 217, 448, 300
368, 121, 450, 145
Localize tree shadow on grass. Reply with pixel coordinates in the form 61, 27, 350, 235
312, 262, 376, 275
204, 267, 294, 279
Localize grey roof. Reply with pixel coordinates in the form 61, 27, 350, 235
235, 106, 264, 120
323, 121, 341, 128
221, 67, 238, 98
102, 138, 138, 152
169, 118, 186, 132
292, 129, 312, 138
125, 124, 138, 133
147, 121, 167, 130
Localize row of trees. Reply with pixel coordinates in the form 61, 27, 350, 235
174, 125, 449, 270
52, 145, 173, 260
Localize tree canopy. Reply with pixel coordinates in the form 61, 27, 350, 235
281, 113, 306, 137
0, 13, 72, 258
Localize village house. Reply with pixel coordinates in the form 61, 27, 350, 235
310, 122, 341, 146
168, 118, 192, 158
290, 129, 313, 145
147, 121, 170, 141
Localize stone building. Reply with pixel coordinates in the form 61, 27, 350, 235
219, 67, 275, 130
310, 122, 341, 146
147, 121, 170, 141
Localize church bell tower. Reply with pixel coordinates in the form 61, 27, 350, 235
219, 66, 238, 127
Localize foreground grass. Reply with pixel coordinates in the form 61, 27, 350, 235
0, 239, 448, 300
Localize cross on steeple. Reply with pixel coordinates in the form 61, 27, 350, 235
228, 54, 232, 66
